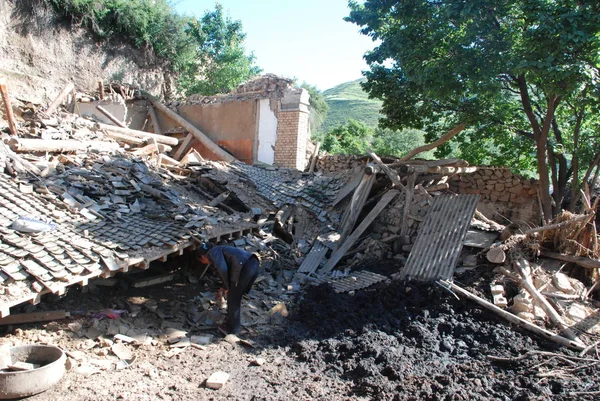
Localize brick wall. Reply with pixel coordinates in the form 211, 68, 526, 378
274, 110, 310, 170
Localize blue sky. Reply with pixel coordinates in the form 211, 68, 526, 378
173, 0, 377, 91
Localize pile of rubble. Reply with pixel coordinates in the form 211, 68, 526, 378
1, 76, 600, 358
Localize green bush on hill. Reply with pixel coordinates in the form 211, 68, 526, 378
46, 0, 260, 97
320, 78, 383, 133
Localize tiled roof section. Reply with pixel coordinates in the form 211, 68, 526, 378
0, 171, 195, 314
229, 162, 343, 218
0, 156, 259, 316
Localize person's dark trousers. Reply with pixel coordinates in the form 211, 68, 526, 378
227, 257, 259, 333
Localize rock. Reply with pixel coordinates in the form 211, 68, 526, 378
567, 304, 588, 321
552, 272, 574, 294
98, 337, 114, 348
68, 322, 82, 333
251, 357, 266, 366
206, 371, 230, 389
511, 292, 532, 314
516, 312, 536, 322
111, 343, 133, 360
190, 335, 213, 345
223, 334, 240, 345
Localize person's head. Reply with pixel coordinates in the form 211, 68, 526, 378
195, 242, 213, 265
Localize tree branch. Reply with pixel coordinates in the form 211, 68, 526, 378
400, 123, 466, 161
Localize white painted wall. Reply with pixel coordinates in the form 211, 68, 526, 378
257, 99, 277, 165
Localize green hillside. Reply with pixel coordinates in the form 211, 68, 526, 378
321, 79, 383, 133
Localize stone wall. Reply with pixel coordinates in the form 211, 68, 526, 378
317, 154, 370, 172
318, 155, 541, 225
448, 168, 540, 225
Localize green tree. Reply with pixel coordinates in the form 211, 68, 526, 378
372, 128, 433, 159
347, 0, 600, 220
181, 4, 262, 96
322, 119, 373, 155
300, 82, 329, 135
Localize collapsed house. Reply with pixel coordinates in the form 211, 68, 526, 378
0, 74, 599, 358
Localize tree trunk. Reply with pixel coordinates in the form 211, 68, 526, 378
517, 75, 557, 222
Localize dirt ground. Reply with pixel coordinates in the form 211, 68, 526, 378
1, 259, 599, 401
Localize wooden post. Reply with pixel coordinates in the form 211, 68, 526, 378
150, 98, 236, 162
98, 80, 105, 100
320, 190, 399, 275
173, 133, 194, 161
132, 143, 172, 156
439, 280, 585, 351
0, 77, 18, 136
148, 105, 162, 135
72, 117, 179, 146
308, 141, 321, 173
8, 138, 121, 153
400, 172, 417, 236
366, 149, 404, 188
96, 105, 126, 128
46, 82, 75, 115
513, 258, 583, 344
103, 130, 147, 146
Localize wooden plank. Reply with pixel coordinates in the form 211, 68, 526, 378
540, 250, 600, 270
399, 194, 479, 281
464, 229, 499, 249
0, 77, 18, 136
338, 171, 376, 244
148, 105, 162, 135
8, 138, 121, 153
320, 190, 399, 275
332, 169, 364, 207
0, 310, 69, 326
173, 133, 193, 161
366, 149, 404, 188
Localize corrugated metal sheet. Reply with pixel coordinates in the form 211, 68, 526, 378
298, 231, 339, 274
398, 194, 479, 281
298, 241, 328, 274
328, 270, 388, 293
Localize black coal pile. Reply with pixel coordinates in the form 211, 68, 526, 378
282, 272, 599, 401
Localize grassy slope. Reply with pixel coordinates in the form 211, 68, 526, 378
321, 78, 383, 132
